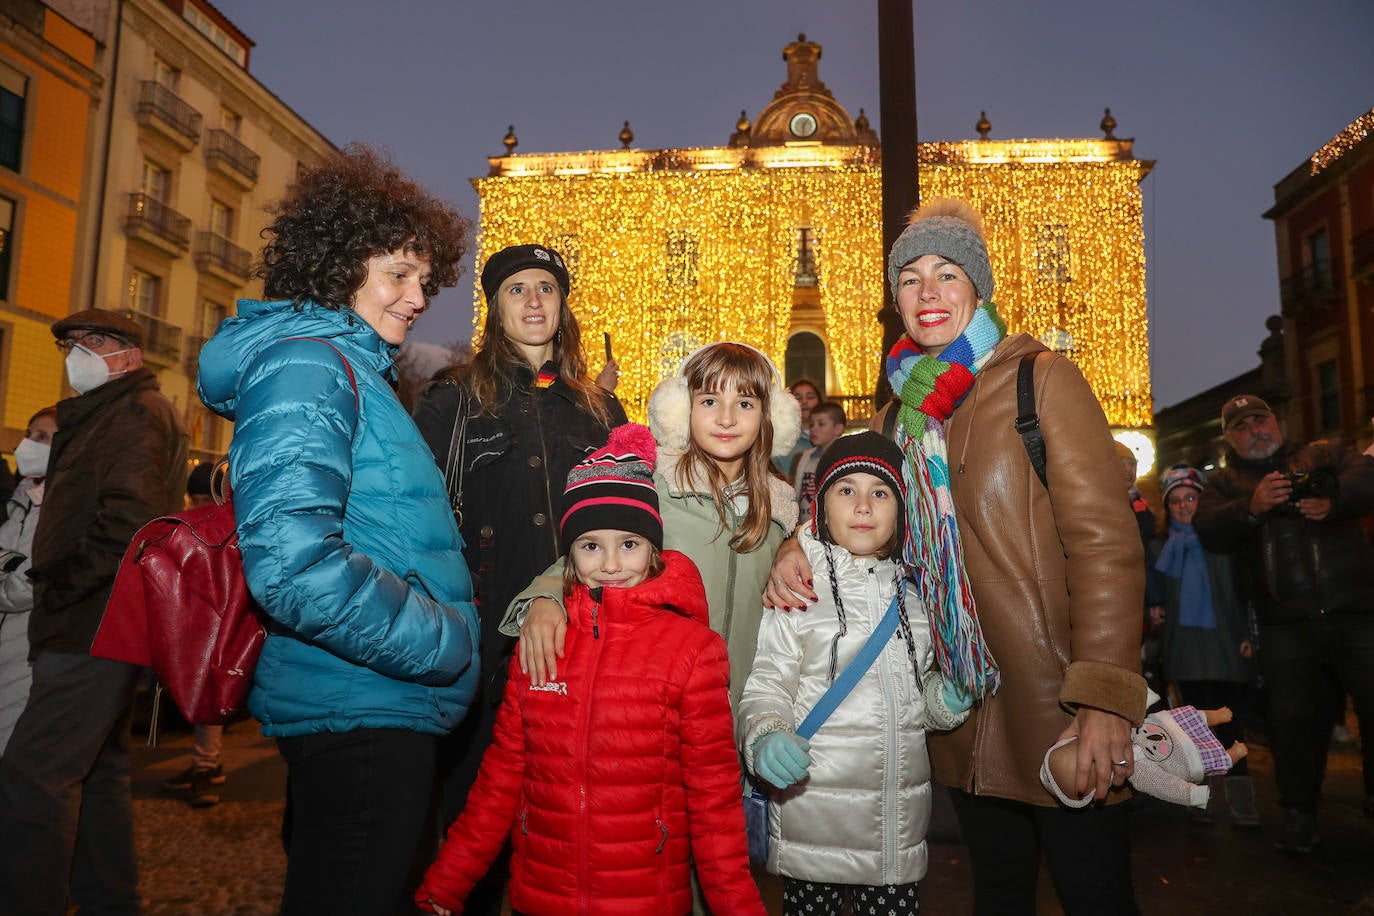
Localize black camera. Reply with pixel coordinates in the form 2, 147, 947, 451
1274, 468, 1339, 513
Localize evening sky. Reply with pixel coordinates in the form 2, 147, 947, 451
212, 0, 1374, 409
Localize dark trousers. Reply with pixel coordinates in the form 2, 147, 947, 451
950, 790, 1138, 916
434, 673, 509, 916
1176, 680, 1250, 776
0, 651, 142, 916
1257, 614, 1374, 811
277, 728, 437, 916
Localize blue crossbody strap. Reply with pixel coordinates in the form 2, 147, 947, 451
796, 591, 901, 740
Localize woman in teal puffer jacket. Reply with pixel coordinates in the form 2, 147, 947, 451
196, 145, 479, 916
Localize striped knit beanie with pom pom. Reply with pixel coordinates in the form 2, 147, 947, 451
560, 423, 663, 549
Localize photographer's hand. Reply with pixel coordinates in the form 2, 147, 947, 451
1249, 471, 1292, 516
1297, 497, 1332, 521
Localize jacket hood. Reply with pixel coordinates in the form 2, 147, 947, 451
571, 548, 710, 628
656, 448, 799, 531
197, 299, 397, 420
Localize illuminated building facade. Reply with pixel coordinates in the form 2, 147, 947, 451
474, 35, 1153, 439
1264, 105, 1374, 447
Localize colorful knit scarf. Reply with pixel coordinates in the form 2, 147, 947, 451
885, 304, 1007, 700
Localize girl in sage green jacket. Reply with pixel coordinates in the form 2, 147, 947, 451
503, 341, 799, 711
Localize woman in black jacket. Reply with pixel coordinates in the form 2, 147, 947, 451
412, 243, 624, 916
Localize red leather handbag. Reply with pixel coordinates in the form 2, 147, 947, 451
92, 336, 358, 725
91, 472, 266, 725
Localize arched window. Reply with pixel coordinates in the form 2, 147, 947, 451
784, 331, 826, 390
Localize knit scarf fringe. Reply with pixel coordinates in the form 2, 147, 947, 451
885, 304, 1006, 700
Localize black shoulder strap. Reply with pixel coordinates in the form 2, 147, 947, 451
1015, 352, 1048, 489
881, 400, 899, 440
443, 385, 471, 527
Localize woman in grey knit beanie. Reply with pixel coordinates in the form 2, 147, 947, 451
763, 197, 1149, 913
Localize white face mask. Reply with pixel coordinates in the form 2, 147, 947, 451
13, 437, 50, 478
65, 344, 129, 394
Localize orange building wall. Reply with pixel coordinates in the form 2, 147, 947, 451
0, 11, 98, 445
9, 193, 79, 320
42, 10, 97, 70
28, 73, 88, 200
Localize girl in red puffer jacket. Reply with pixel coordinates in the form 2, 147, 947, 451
417, 424, 764, 916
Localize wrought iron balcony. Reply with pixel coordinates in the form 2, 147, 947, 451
1353, 228, 1374, 284
125, 193, 191, 252
123, 309, 182, 365
195, 231, 252, 281
205, 129, 260, 187
1279, 258, 1342, 317
135, 81, 202, 148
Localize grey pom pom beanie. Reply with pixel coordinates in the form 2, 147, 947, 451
886, 209, 994, 303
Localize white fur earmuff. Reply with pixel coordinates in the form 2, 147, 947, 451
647, 342, 801, 458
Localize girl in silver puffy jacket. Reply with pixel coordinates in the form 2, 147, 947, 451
739, 431, 934, 916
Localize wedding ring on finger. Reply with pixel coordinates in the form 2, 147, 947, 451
1112, 759, 1130, 767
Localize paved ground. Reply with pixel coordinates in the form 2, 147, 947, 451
133, 714, 1374, 915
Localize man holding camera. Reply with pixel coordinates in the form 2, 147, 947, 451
1195, 394, 1374, 854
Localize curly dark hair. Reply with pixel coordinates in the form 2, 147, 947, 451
257, 144, 470, 307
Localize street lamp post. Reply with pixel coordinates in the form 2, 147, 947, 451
876, 0, 917, 406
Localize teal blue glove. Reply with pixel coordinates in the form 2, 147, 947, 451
923, 670, 973, 731
753, 731, 812, 789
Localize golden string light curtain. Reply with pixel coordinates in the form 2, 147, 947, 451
474, 149, 1151, 428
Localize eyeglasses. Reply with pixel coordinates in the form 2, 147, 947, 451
55, 332, 120, 354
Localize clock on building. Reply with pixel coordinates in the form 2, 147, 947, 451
789, 112, 818, 138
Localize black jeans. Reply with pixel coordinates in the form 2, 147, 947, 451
1258, 614, 1374, 810
277, 728, 437, 915
950, 790, 1138, 916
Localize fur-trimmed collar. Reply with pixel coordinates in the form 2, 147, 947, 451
656, 448, 799, 531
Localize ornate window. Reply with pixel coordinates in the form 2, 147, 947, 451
126, 268, 163, 317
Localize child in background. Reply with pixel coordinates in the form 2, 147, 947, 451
791, 401, 847, 521
0, 407, 57, 756
511, 341, 800, 713
776, 378, 822, 478
739, 431, 931, 916
416, 425, 765, 916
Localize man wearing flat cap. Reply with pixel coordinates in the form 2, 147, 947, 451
1194, 393, 1374, 854
0, 309, 187, 913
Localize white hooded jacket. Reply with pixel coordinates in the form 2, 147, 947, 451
737, 530, 933, 886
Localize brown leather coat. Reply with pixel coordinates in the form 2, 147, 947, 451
875, 334, 1147, 805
